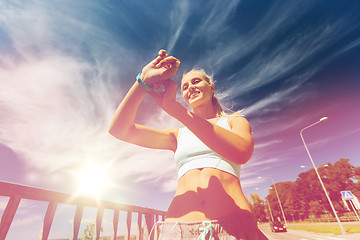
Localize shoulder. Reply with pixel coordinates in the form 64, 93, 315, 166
227, 115, 250, 127
226, 115, 252, 134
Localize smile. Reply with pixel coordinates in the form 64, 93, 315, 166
189, 92, 200, 100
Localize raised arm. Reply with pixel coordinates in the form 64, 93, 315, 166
149, 81, 254, 164
108, 50, 180, 151
173, 106, 253, 164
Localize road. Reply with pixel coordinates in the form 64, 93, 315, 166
258, 224, 347, 240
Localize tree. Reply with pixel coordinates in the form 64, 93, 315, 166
266, 181, 296, 221
312, 159, 356, 212
254, 158, 359, 221
295, 169, 327, 217
353, 166, 360, 197
294, 159, 357, 216
82, 222, 103, 240
308, 200, 324, 218
250, 193, 267, 222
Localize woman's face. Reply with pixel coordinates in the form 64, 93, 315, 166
181, 71, 215, 108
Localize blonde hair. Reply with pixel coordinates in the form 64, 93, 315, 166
182, 69, 242, 117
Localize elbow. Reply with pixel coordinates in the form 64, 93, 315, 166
232, 151, 251, 165
242, 149, 253, 164
225, 148, 253, 165
108, 122, 136, 142
108, 127, 118, 139
108, 124, 116, 136
236, 142, 254, 165
108, 125, 127, 141
243, 141, 255, 164
108, 127, 116, 137
222, 141, 254, 165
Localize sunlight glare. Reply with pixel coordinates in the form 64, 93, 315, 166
76, 163, 110, 198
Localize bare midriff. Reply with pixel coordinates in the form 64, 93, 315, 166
165, 168, 252, 222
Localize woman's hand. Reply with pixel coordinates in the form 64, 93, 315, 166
148, 79, 180, 116
141, 50, 180, 86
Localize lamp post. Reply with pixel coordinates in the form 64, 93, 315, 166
266, 199, 274, 222
300, 164, 328, 169
271, 177, 288, 227
256, 187, 275, 222
300, 117, 346, 235
258, 176, 288, 227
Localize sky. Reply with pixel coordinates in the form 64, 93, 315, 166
1, 0, 360, 239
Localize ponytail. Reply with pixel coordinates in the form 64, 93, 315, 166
212, 95, 224, 117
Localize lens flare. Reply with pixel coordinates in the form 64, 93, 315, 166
76, 163, 110, 198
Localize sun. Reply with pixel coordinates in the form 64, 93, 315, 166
76, 163, 111, 198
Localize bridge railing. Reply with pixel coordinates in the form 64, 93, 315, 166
0, 180, 166, 240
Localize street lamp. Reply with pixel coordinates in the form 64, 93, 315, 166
300, 117, 346, 235
256, 187, 275, 223
266, 199, 274, 222
258, 176, 288, 227
300, 164, 328, 169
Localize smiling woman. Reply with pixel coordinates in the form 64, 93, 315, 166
108, 50, 267, 239
75, 163, 111, 198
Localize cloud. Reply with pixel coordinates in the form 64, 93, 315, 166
0, 54, 180, 192
241, 177, 263, 189
1, 0, 360, 204
240, 157, 284, 189
167, 0, 241, 53
12, 214, 42, 227
160, 177, 178, 193
254, 140, 283, 150
201, 1, 360, 112
0, 197, 9, 211
3, 199, 45, 229
244, 157, 280, 170
0, 1, 183, 195
167, 0, 190, 53
188, 1, 240, 43
203, 2, 315, 70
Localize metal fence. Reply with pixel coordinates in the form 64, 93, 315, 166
0, 181, 166, 240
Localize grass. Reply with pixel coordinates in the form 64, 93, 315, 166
287, 224, 360, 235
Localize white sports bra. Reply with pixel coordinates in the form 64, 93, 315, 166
174, 117, 241, 180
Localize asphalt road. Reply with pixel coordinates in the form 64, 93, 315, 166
258, 224, 346, 240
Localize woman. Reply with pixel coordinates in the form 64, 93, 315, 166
109, 50, 267, 239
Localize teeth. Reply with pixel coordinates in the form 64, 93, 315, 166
190, 92, 199, 99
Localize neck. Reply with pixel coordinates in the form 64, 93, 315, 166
192, 103, 218, 120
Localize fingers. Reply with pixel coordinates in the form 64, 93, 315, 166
154, 49, 180, 70
173, 57, 181, 68
152, 49, 168, 66
156, 56, 180, 68
158, 49, 168, 57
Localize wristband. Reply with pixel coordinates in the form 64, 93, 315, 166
136, 73, 153, 92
